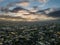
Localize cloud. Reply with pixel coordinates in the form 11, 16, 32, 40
38, 0, 48, 3
47, 10, 60, 18
16, 1, 29, 7
38, 0, 49, 7
1, 8, 57, 21
8, 10, 57, 21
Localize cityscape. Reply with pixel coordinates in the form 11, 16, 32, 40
0, 0, 60, 45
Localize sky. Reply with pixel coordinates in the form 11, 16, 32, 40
0, 0, 60, 10
0, 0, 60, 21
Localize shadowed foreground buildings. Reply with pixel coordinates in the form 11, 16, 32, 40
0, 21, 60, 45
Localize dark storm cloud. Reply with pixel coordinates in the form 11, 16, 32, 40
47, 10, 60, 18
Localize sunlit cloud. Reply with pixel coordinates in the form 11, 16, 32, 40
38, 0, 48, 3
16, 1, 29, 7
29, 8, 38, 12
7, 11, 57, 21
0, 10, 58, 22
45, 8, 57, 14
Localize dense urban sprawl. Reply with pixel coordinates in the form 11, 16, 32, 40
0, 22, 60, 45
